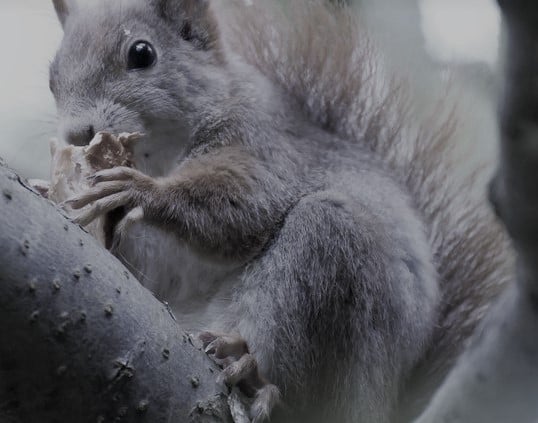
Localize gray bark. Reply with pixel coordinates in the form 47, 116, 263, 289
0, 161, 242, 423
415, 1, 538, 422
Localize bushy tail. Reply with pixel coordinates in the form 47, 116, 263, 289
221, 0, 513, 415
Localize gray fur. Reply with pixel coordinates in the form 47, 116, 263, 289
52, 0, 70, 27
50, 0, 512, 421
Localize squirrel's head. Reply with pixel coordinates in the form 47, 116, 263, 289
50, 0, 224, 151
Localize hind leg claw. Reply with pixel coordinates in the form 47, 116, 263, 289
199, 332, 280, 422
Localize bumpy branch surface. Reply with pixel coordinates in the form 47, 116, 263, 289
0, 162, 244, 423
415, 2, 538, 422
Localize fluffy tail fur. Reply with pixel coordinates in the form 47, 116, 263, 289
218, 0, 513, 417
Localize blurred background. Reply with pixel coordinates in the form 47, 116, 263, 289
0, 0, 501, 179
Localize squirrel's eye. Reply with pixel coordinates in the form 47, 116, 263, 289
127, 41, 156, 70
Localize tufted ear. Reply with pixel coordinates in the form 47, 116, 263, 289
151, 0, 219, 51
52, 0, 73, 28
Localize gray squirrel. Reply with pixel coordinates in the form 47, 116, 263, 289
49, 0, 513, 422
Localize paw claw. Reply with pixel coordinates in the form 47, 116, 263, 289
220, 354, 257, 386
92, 166, 139, 184
63, 197, 77, 206
205, 340, 218, 355
199, 332, 248, 360
71, 192, 131, 226
197, 331, 278, 421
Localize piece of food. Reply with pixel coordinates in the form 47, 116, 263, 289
48, 132, 140, 246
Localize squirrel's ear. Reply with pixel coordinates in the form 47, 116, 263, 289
152, 0, 219, 51
152, 0, 210, 13
52, 0, 70, 28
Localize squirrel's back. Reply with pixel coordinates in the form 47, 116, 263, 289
217, 0, 513, 414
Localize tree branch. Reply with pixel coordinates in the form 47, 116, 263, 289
0, 161, 245, 423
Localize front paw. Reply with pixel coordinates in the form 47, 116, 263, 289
200, 332, 280, 423
65, 166, 153, 229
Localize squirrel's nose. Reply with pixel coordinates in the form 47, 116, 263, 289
65, 124, 95, 146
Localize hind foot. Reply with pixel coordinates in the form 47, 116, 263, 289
199, 332, 280, 423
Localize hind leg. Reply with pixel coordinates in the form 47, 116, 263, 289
199, 332, 280, 423
225, 189, 439, 422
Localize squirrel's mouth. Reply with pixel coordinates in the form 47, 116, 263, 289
104, 206, 127, 250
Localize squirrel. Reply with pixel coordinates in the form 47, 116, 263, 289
49, 0, 513, 422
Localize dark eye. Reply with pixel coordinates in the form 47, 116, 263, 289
127, 41, 156, 70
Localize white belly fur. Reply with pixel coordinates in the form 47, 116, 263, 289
115, 221, 243, 332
